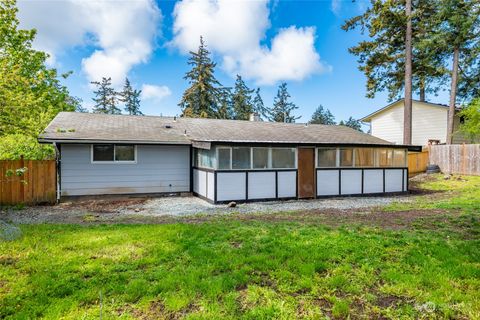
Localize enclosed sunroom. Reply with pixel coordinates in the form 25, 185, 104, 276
193, 144, 410, 203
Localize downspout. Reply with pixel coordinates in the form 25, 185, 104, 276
53, 142, 61, 203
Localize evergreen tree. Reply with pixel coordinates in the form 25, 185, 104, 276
217, 87, 234, 119
67, 96, 87, 113
340, 117, 363, 132
309, 105, 336, 125
232, 75, 254, 120
342, 0, 446, 102
432, 0, 479, 144
120, 78, 143, 115
252, 88, 270, 121
91, 77, 120, 114
179, 36, 222, 118
270, 83, 300, 123
343, 0, 449, 144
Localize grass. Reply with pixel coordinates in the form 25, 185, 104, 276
1, 174, 479, 319
385, 174, 480, 213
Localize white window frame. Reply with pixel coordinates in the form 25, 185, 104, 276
215, 146, 297, 170
316, 147, 408, 168
216, 146, 233, 170
91, 144, 137, 164
316, 147, 338, 168
270, 147, 297, 169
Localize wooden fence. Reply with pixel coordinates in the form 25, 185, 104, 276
0, 160, 56, 206
408, 150, 429, 176
429, 144, 480, 175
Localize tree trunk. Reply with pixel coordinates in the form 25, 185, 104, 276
447, 47, 459, 145
419, 88, 425, 102
419, 77, 426, 102
404, 0, 413, 145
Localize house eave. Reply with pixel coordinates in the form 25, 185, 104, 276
38, 138, 192, 145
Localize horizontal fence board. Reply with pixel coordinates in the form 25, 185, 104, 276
0, 160, 56, 205
429, 144, 480, 175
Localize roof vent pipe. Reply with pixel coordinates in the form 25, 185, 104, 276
249, 113, 260, 122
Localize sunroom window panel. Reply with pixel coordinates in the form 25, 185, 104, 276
114, 145, 135, 161
355, 148, 374, 167
393, 149, 406, 167
253, 148, 269, 169
197, 148, 215, 168
93, 144, 114, 161
317, 148, 337, 167
218, 148, 231, 169
377, 149, 393, 167
232, 147, 251, 169
271, 148, 295, 168
339, 148, 353, 167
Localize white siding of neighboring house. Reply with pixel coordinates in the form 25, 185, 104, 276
60, 144, 190, 196
370, 101, 450, 145
370, 102, 405, 145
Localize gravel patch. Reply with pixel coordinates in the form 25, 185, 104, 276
1, 194, 413, 224
134, 195, 412, 217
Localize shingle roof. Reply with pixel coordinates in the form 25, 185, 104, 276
39, 112, 395, 146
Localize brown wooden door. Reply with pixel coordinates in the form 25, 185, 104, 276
297, 148, 315, 198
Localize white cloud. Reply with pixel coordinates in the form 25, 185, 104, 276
331, 0, 341, 14
171, 0, 270, 54
17, 0, 161, 86
224, 26, 330, 85
141, 84, 172, 101
171, 0, 329, 85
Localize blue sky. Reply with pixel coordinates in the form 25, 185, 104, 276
18, 0, 450, 124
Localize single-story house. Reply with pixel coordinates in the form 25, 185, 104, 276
39, 112, 420, 204
360, 99, 468, 146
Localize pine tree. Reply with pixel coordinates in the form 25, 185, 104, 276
232, 75, 254, 120
309, 105, 335, 125
342, 0, 447, 102
179, 36, 222, 118
270, 83, 300, 123
67, 96, 87, 113
252, 88, 270, 121
343, 0, 448, 144
91, 77, 120, 114
121, 78, 143, 115
340, 117, 363, 132
433, 0, 480, 144
217, 87, 234, 119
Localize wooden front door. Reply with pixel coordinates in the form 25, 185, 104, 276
297, 147, 315, 198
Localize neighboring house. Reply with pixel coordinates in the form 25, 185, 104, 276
39, 112, 420, 204
360, 99, 467, 146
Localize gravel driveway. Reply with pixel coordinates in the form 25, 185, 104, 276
1, 194, 413, 224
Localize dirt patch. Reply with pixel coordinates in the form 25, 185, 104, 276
58, 198, 147, 213
116, 300, 200, 320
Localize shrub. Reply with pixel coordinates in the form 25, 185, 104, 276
0, 134, 55, 160
459, 98, 480, 141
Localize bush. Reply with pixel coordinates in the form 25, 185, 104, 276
0, 134, 55, 160
459, 98, 480, 140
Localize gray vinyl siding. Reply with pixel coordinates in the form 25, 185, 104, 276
60, 144, 190, 196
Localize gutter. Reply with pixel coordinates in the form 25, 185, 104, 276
38, 138, 192, 145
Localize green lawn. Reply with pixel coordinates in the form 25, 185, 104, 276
1, 175, 479, 319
